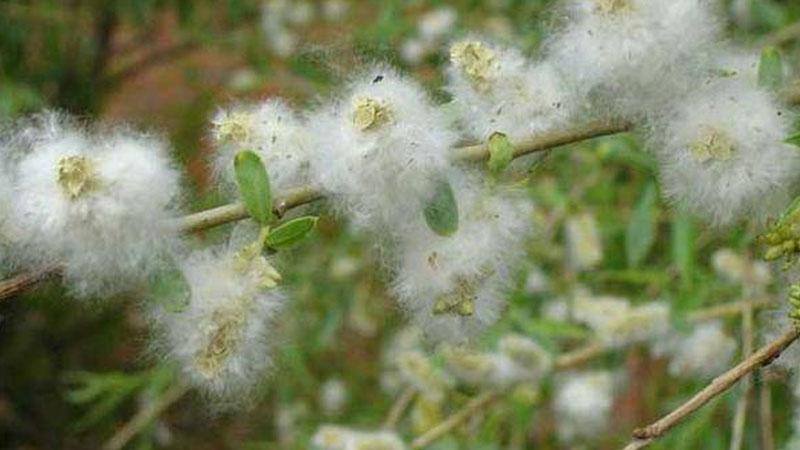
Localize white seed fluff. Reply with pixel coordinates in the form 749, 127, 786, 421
307, 65, 458, 234
390, 174, 533, 343
546, 0, 723, 119
650, 81, 800, 226
211, 99, 312, 192
312, 425, 406, 450
7, 113, 182, 298
151, 247, 284, 408
564, 212, 603, 271
553, 371, 615, 443
446, 39, 575, 141
667, 321, 737, 379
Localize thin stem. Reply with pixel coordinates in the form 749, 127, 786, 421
686, 298, 771, 322
729, 303, 754, 450
382, 386, 417, 430
554, 342, 609, 370
622, 327, 800, 449
102, 381, 189, 450
765, 21, 800, 46
410, 390, 500, 449
0, 120, 632, 301
758, 371, 775, 450
0, 265, 61, 302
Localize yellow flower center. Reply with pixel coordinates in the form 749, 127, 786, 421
56, 155, 99, 199
195, 304, 249, 377
213, 111, 253, 143
450, 41, 496, 89
688, 127, 735, 163
593, 0, 633, 15
352, 97, 393, 131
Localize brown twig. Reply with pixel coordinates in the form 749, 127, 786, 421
410, 390, 500, 449
102, 381, 189, 450
0, 120, 632, 301
0, 265, 61, 302
622, 327, 800, 449
765, 22, 800, 46
383, 386, 417, 430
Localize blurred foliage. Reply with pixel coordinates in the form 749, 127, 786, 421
1, 0, 800, 449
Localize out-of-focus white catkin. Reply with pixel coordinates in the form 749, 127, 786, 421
554, 371, 615, 443
666, 321, 736, 379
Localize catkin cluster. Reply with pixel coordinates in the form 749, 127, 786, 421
0, 0, 797, 412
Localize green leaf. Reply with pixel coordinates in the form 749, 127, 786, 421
148, 260, 190, 313
625, 182, 658, 268
787, 133, 800, 148
520, 318, 591, 340
266, 216, 319, 249
424, 179, 459, 237
758, 46, 783, 91
671, 207, 695, 285
487, 132, 514, 174
234, 150, 273, 225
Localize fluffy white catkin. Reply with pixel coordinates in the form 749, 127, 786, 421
446, 38, 575, 142
211, 99, 312, 192
650, 80, 800, 226
546, 0, 723, 120
6, 112, 182, 298
306, 64, 459, 234
390, 172, 534, 343
666, 321, 736, 379
150, 246, 284, 408
553, 370, 615, 443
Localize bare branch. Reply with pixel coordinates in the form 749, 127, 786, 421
383, 386, 417, 430
102, 382, 190, 450
622, 327, 800, 449
411, 390, 500, 449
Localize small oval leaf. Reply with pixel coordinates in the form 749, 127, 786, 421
149, 260, 190, 313
266, 216, 319, 249
758, 46, 783, 91
625, 182, 658, 268
787, 133, 800, 148
424, 179, 459, 237
234, 150, 273, 225
487, 132, 514, 174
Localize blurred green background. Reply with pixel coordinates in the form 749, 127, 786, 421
2, 0, 800, 449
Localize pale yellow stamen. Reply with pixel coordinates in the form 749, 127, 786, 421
352, 97, 393, 131
213, 111, 253, 143
57, 155, 99, 199
195, 305, 248, 377
450, 41, 496, 89
689, 127, 735, 163
592, 0, 633, 15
